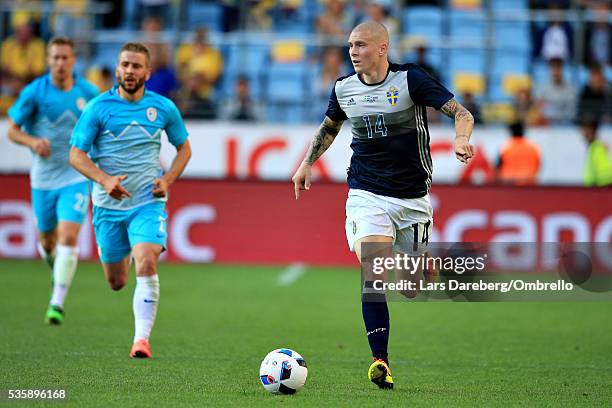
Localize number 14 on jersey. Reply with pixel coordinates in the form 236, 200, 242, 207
363, 114, 388, 138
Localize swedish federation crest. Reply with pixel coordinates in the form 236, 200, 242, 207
386, 86, 399, 106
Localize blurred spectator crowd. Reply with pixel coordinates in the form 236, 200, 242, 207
0, 0, 611, 125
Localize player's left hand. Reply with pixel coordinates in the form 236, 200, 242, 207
152, 178, 169, 198
454, 136, 474, 164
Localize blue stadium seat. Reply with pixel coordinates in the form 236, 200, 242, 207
226, 44, 269, 73
449, 48, 485, 73
264, 63, 308, 123
273, 5, 311, 33
92, 43, 123, 70
188, 2, 222, 32
402, 6, 443, 40
491, 0, 528, 12
72, 60, 87, 77
221, 44, 270, 100
123, 0, 137, 28
266, 63, 307, 103
578, 65, 590, 87
426, 47, 443, 69
491, 50, 530, 76
266, 105, 305, 124
494, 20, 530, 51
449, 10, 486, 39
489, 75, 509, 102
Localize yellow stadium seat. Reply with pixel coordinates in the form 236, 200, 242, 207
502, 74, 532, 97
450, 0, 482, 9
271, 40, 305, 63
482, 102, 515, 123
453, 73, 486, 96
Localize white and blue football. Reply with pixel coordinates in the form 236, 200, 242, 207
259, 348, 308, 394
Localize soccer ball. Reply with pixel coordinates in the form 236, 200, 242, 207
259, 348, 308, 394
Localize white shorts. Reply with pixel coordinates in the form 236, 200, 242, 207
345, 189, 433, 255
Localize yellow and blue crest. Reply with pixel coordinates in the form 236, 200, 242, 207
386, 86, 399, 105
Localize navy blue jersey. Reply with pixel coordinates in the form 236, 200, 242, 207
326, 63, 453, 198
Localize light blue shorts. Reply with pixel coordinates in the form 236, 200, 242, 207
93, 202, 167, 264
31, 181, 90, 233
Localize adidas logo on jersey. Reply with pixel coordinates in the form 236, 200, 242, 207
347, 97, 356, 106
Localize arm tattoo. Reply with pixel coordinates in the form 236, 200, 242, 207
304, 117, 343, 164
440, 98, 460, 118
440, 98, 474, 120
440, 98, 475, 138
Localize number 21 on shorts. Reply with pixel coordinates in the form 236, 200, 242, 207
73, 192, 88, 214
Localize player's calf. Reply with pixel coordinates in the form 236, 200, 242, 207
103, 258, 130, 291
37, 232, 57, 270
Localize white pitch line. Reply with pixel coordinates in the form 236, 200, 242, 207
278, 263, 307, 286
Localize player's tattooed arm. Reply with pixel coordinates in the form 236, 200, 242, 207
439, 99, 475, 163
304, 116, 344, 165
440, 98, 475, 139
292, 116, 343, 199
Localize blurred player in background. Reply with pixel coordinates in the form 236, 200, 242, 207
69, 43, 191, 358
496, 122, 541, 186
292, 22, 474, 389
582, 119, 612, 187
7, 37, 99, 325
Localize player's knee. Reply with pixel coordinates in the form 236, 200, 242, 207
41, 242, 55, 254
108, 276, 127, 291
135, 254, 157, 276
58, 234, 78, 247
40, 236, 56, 254
57, 223, 80, 246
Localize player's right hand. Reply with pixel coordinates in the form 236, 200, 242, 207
292, 162, 312, 200
32, 138, 51, 157
103, 175, 132, 200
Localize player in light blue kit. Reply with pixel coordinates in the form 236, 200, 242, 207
7, 37, 99, 325
69, 42, 192, 358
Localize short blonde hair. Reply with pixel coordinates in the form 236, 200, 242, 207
119, 42, 151, 66
48, 36, 75, 51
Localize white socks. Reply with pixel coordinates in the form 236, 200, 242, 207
37, 242, 56, 270
49, 245, 79, 308
133, 275, 160, 342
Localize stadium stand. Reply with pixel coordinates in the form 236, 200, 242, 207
0, 0, 610, 125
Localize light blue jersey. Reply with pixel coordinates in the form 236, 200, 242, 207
8, 74, 99, 190
70, 86, 188, 210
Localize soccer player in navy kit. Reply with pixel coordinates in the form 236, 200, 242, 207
292, 22, 475, 389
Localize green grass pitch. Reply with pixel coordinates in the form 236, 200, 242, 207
1, 259, 611, 407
